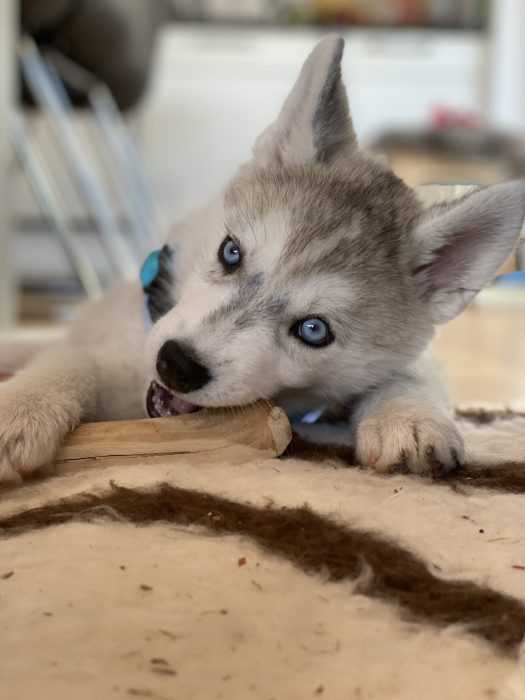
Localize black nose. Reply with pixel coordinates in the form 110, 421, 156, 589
156, 340, 211, 394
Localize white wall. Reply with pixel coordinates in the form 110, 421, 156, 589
140, 24, 485, 227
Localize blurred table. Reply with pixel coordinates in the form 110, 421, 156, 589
434, 306, 525, 406
0, 0, 17, 328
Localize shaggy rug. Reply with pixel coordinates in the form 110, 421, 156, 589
1, 408, 525, 700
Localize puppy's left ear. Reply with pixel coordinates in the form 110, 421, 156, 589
413, 181, 525, 324
253, 35, 356, 167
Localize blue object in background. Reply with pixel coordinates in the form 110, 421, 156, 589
140, 245, 175, 323
494, 271, 525, 287
140, 249, 162, 291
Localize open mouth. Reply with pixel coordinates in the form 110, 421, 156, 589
146, 380, 201, 418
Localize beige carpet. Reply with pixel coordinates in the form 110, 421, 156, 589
1, 410, 525, 700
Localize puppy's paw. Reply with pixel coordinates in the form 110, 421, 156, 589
0, 384, 71, 484
356, 408, 464, 477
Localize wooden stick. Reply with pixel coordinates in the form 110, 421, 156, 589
56, 402, 292, 463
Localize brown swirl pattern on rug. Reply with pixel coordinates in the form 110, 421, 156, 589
1, 481, 525, 654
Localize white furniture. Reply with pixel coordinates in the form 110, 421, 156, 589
488, 0, 525, 130
0, 0, 17, 328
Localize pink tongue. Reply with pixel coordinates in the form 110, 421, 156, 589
169, 394, 197, 414
147, 380, 199, 418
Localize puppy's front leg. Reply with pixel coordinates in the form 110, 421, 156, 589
0, 344, 99, 483
352, 357, 464, 477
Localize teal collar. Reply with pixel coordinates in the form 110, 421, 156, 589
140, 245, 175, 323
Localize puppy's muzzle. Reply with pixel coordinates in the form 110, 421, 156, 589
156, 340, 211, 394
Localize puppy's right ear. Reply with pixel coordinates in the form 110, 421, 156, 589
412, 181, 525, 324
253, 35, 357, 168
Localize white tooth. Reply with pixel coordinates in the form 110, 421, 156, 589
153, 395, 164, 416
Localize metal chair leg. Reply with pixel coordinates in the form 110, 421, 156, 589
19, 37, 138, 280
11, 115, 103, 299
44, 50, 160, 256
89, 84, 160, 255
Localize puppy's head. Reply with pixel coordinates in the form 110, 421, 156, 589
146, 36, 525, 416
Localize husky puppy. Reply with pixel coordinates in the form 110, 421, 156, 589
1, 36, 524, 484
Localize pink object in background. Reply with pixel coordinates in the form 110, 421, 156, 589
431, 105, 480, 130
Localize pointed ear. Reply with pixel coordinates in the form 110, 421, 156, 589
253, 35, 356, 167
413, 181, 525, 324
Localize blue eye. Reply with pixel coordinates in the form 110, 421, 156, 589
293, 318, 334, 348
219, 236, 242, 271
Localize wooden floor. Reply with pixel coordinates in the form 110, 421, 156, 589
434, 306, 525, 406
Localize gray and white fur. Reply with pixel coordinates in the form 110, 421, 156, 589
1, 36, 524, 483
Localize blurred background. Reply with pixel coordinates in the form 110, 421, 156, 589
1, 0, 524, 403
